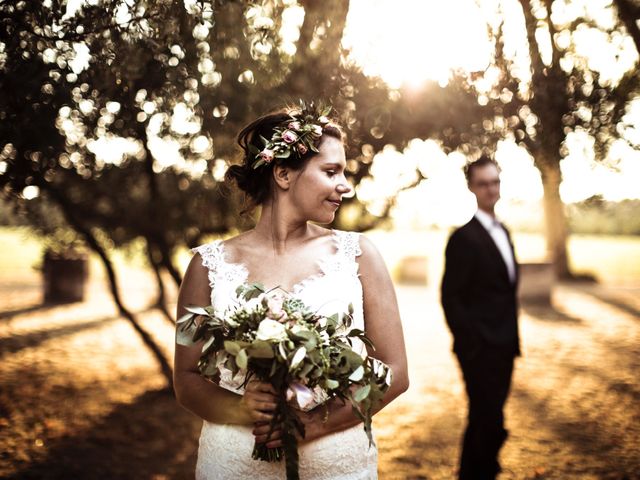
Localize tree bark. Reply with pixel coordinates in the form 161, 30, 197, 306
538, 160, 572, 279
146, 241, 175, 325
519, 0, 574, 279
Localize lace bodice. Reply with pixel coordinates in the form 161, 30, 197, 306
191, 230, 377, 479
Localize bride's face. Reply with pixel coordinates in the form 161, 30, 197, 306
288, 136, 352, 224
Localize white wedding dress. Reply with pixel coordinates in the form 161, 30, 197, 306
191, 230, 377, 479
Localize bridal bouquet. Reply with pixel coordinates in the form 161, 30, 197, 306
177, 283, 392, 480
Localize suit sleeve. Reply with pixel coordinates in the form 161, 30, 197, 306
441, 230, 477, 341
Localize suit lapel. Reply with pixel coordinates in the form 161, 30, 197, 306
469, 217, 511, 283
503, 225, 519, 286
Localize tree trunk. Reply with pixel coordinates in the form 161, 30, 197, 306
42, 185, 174, 388
538, 160, 572, 280
146, 241, 175, 325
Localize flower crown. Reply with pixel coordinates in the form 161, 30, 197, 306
249, 101, 334, 169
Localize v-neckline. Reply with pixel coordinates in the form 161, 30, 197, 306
217, 229, 340, 294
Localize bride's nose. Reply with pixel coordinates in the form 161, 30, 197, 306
337, 181, 353, 197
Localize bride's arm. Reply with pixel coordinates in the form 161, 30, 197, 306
174, 254, 278, 426
298, 235, 409, 442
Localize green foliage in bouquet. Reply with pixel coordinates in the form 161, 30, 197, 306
177, 283, 392, 480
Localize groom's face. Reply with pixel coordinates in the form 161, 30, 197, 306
468, 164, 501, 212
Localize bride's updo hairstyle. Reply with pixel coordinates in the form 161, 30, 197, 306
226, 103, 343, 208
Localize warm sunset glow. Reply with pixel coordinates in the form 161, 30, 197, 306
342, 0, 493, 88
342, 0, 640, 219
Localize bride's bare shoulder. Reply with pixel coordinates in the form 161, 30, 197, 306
219, 230, 258, 260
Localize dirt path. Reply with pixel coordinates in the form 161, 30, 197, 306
1, 275, 638, 479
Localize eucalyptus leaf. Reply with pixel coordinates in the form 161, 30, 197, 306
248, 340, 274, 358
299, 362, 315, 379
224, 340, 241, 356
201, 359, 218, 377
347, 328, 365, 337
354, 384, 371, 402
176, 312, 194, 324
278, 341, 288, 360
185, 305, 210, 316
201, 335, 216, 353
236, 349, 248, 369
176, 322, 197, 346
348, 365, 365, 382
289, 347, 307, 370
325, 379, 339, 390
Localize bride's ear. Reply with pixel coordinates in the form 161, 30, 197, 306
272, 164, 292, 190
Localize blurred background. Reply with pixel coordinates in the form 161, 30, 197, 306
0, 0, 638, 478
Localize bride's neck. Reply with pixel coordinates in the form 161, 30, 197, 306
253, 201, 310, 253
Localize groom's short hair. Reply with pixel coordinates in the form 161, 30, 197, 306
464, 156, 500, 184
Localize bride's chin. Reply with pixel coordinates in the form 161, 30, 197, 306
309, 213, 335, 224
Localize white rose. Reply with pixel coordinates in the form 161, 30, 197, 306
256, 319, 288, 342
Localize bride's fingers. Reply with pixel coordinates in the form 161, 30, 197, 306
247, 391, 278, 405
252, 422, 282, 435
246, 380, 277, 395
243, 392, 278, 410
248, 400, 278, 414
252, 424, 283, 445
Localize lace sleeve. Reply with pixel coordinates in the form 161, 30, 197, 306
335, 230, 362, 260
192, 240, 223, 289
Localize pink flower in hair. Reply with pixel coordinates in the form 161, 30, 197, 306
311, 125, 323, 137
318, 116, 330, 125
282, 130, 298, 144
259, 148, 274, 163
288, 121, 301, 130
297, 143, 308, 155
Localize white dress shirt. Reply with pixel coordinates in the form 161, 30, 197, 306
475, 209, 517, 283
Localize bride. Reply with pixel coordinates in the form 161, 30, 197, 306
174, 103, 409, 479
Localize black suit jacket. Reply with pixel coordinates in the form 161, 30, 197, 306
441, 216, 520, 358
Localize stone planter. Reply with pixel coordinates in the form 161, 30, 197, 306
42, 250, 88, 304
518, 262, 554, 305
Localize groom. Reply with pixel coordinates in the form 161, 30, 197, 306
441, 156, 520, 479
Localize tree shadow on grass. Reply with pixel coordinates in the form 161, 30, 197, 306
0, 303, 61, 321
574, 285, 640, 320
7, 389, 202, 480
521, 302, 583, 324
0, 315, 119, 358
509, 385, 640, 478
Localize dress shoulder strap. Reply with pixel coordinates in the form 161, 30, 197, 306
192, 240, 224, 274
333, 230, 362, 261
